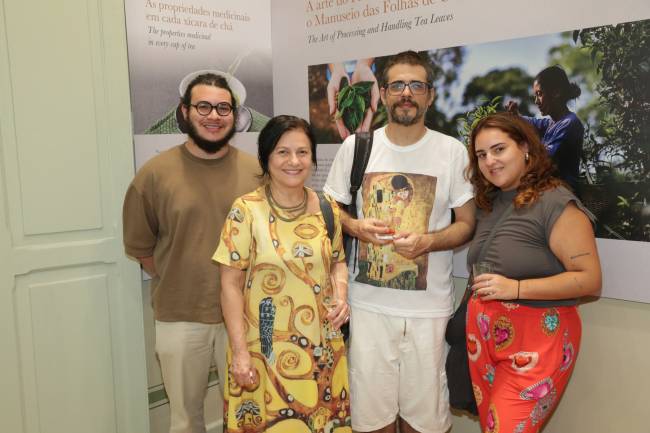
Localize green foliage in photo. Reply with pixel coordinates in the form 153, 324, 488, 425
457, 96, 503, 145
336, 80, 373, 132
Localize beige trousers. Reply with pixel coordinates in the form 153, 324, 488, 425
155, 321, 228, 433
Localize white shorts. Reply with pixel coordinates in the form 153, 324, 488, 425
348, 307, 451, 433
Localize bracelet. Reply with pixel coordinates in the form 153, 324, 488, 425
516, 280, 520, 300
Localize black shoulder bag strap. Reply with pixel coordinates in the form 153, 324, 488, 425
445, 202, 514, 416
346, 131, 373, 269
348, 131, 373, 219
462, 203, 515, 304
318, 190, 351, 341
317, 191, 335, 244
445, 202, 514, 345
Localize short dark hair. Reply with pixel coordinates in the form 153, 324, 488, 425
181, 73, 237, 111
535, 66, 581, 103
381, 50, 434, 88
257, 115, 317, 178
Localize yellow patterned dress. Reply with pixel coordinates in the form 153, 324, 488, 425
212, 186, 351, 433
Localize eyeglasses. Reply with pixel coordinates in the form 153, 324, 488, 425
190, 101, 233, 116
386, 80, 431, 95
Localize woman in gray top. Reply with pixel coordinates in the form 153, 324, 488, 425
464, 112, 601, 433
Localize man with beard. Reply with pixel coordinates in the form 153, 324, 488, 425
324, 51, 475, 433
123, 73, 259, 433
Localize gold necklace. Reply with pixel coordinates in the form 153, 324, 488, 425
265, 184, 308, 222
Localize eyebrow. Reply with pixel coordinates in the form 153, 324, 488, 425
275, 145, 310, 151
475, 142, 506, 153
192, 100, 231, 105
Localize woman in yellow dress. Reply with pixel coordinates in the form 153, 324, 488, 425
213, 115, 351, 433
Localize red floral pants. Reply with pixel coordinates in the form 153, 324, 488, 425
466, 297, 581, 433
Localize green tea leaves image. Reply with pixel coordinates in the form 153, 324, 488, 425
336, 79, 374, 132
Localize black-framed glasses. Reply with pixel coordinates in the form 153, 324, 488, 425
190, 101, 233, 116
386, 80, 431, 95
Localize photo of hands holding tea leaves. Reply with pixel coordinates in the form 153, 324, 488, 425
306, 58, 385, 142
335, 79, 374, 134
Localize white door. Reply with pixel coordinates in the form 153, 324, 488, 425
0, 0, 149, 432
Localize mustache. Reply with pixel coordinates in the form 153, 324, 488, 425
397, 97, 418, 107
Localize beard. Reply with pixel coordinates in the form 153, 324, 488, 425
388, 97, 426, 126
186, 118, 236, 154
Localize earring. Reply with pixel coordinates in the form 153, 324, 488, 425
525, 152, 529, 162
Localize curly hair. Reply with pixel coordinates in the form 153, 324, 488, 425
181, 73, 237, 111
466, 112, 564, 211
380, 50, 434, 88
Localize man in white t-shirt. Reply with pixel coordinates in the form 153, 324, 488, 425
324, 50, 475, 433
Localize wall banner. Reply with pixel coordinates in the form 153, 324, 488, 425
271, 0, 650, 302
125, 0, 273, 168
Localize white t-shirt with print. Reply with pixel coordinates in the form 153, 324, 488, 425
323, 126, 473, 318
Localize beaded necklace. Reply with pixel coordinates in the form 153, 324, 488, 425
265, 184, 308, 222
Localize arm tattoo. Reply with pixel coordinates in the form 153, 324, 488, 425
570, 252, 591, 260
573, 276, 584, 291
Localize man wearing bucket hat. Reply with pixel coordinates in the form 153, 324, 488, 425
145, 70, 270, 134
123, 73, 259, 433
